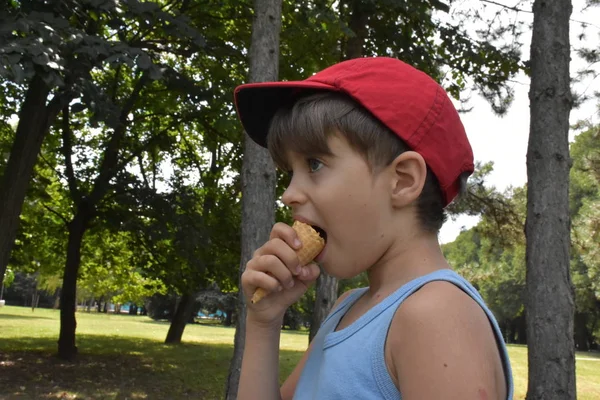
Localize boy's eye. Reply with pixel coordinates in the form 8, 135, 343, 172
307, 158, 323, 172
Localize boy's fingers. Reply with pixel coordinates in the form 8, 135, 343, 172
256, 238, 301, 276
270, 222, 302, 250
297, 262, 321, 284
247, 253, 296, 289
242, 269, 282, 299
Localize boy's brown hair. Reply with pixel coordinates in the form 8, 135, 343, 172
267, 92, 447, 233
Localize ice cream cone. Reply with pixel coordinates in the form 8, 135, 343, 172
251, 221, 325, 304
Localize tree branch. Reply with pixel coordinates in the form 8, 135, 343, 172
112, 65, 122, 103
116, 123, 173, 173
138, 153, 151, 189
61, 105, 82, 204
480, 0, 600, 28
42, 203, 70, 226
87, 72, 150, 207
46, 90, 75, 131
38, 152, 67, 183
480, 0, 532, 14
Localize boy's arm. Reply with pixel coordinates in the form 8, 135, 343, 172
238, 316, 283, 400
389, 281, 507, 400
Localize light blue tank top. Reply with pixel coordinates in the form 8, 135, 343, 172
293, 269, 514, 399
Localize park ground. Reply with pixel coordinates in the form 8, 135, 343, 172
0, 305, 599, 399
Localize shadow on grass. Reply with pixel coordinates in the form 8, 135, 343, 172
0, 335, 221, 399
137, 319, 229, 328
0, 314, 55, 321
0, 334, 305, 400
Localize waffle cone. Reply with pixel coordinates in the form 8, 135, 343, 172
251, 221, 325, 304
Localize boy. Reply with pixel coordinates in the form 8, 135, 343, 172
234, 57, 513, 399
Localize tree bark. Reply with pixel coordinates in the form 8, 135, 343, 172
225, 0, 281, 398
309, 272, 338, 342
0, 75, 53, 287
525, 0, 575, 398
165, 293, 196, 344
58, 210, 91, 360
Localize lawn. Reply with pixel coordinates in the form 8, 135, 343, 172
1, 305, 599, 399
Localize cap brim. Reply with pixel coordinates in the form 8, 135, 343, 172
234, 80, 337, 147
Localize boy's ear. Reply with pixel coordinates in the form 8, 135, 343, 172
388, 151, 427, 208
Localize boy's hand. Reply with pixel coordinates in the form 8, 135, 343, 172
242, 222, 321, 326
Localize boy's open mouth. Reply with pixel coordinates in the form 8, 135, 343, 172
311, 225, 327, 243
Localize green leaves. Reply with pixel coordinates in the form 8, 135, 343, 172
444, 122, 600, 344
2, 268, 15, 288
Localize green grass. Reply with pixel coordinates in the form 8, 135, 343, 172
1, 305, 599, 399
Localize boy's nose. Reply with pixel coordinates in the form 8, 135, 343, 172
281, 178, 307, 207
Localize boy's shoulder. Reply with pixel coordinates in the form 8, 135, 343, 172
386, 280, 506, 397
393, 280, 489, 330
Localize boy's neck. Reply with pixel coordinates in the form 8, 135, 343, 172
366, 231, 450, 297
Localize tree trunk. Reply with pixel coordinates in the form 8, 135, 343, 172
58, 211, 90, 360
224, 308, 233, 327
165, 293, 196, 344
574, 312, 589, 351
97, 296, 103, 313
516, 314, 527, 345
0, 75, 51, 286
53, 288, 61, 310
343, 0, 369, 60
225, 0, 281, 398
525, 0, 575, 397
31, 277, 39, 312
309, 272, 338, 342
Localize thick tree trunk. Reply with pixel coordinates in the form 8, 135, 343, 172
525, 0, 575, 398
0, 75, 51, 286
165, 293, 196, 344
309, 272, 338, 342
225, 0, 281, 398
58, 211, 90, 360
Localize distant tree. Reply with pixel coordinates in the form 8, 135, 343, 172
0, 0, 207, 360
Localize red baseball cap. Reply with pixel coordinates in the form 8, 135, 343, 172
233, 57, 474, 206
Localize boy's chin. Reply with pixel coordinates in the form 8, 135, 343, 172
321, 263, 358, 281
